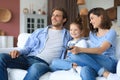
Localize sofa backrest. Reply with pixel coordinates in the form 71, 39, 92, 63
116, 36, 120, 59
17, 33, 31, 48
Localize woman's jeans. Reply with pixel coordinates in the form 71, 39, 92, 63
50, 52, 117, 80
0, 53, 50, 80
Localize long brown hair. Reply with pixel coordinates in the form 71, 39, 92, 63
88, 7, 112, 32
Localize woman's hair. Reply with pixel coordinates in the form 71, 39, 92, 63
70, 15, 88, 37
88, 7, 112, 32
52, 7, 68, 26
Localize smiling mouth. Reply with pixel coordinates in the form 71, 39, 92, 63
71, 34, 77, 36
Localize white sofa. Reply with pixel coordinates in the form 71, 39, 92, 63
0, 33, 120, 80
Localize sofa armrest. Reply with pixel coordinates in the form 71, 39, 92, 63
0, 47, 21, 53
117, 60, 120, 77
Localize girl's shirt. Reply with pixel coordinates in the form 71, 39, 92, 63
65, 37, 88, 58
67, 37, 88, 48
88, 29, 117, 59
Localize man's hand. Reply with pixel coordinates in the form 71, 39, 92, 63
9, 50, 20, 58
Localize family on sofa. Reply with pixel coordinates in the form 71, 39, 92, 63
0, 7, 120, 80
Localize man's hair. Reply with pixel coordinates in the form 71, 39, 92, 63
52, 7, 68, 26
88, 7, 112, 32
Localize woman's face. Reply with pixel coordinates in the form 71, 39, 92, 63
69, 23, 82, 40
89, 13, 102, 29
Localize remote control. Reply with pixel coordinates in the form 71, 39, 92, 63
66, 47, 73, 50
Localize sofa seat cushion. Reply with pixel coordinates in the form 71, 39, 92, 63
8, 68, 27, 80
49, 70, 82, 80
50, 60, 120, 80
17, 33, 31, 48
7, 69, 107, 80
49, 70, 106, 80
117, 60, 120, 77
7, 68, 51, 80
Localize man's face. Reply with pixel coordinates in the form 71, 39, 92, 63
51, 10, 66, 28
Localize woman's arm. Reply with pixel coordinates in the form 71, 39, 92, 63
70, 41, 111, 54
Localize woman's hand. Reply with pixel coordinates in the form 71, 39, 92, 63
9, 50, 20, 58
70, 46, 81, 54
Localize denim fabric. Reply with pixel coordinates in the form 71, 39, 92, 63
80, 66, 97, 80
0, 53, 49, 80
50, 52, 117, 79
50, 58, 73, 71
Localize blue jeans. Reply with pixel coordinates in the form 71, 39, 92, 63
80, 66, 97, 80
0, 53, 50, 80
50, 52, 117, 79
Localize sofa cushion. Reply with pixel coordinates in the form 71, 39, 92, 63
17, 33, 31, 48
49, 70, 107, 80
7, 68, 51, 80
49, 70, 82, 80
116, 36, 120, 59
117, 60, 120, 77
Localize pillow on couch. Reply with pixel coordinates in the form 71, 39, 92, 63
17, 33, 31, 48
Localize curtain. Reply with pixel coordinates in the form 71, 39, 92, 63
47, 0, 78, 29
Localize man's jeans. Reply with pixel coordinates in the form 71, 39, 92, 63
50, 53, 117, 80
0, 53, 49, 80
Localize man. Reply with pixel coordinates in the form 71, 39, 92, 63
0, 7, 71, 80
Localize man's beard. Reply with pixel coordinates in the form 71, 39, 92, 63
52, 22, 62, 27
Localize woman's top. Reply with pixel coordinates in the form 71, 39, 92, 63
88, 29, 117, 59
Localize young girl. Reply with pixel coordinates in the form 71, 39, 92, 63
50, 16, 89, 73
70, 7, 120, 80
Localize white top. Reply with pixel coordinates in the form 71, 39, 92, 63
67, 38, 87, 48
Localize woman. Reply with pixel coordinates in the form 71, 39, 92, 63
70, 7, 120, 80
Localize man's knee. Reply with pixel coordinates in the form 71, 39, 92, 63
50, 59, 60, 71
0, 53, 10, 62
28, 63, 49, 73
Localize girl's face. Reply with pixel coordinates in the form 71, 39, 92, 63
89, 13, 102, 29
69, 23, 82, 40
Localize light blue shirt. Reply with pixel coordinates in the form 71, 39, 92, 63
19, 25, 72, 59
88, 29, 117, 59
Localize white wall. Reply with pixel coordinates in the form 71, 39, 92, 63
79, 0, 114, 10
20, 0, 47, 33
117, 6, 120, 26
20, 0, 47, 14
85, 0, 114, 10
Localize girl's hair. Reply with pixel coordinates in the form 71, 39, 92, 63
88, 7, 112, 32
71, 15, 83, 31
70, 15, 89, 37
